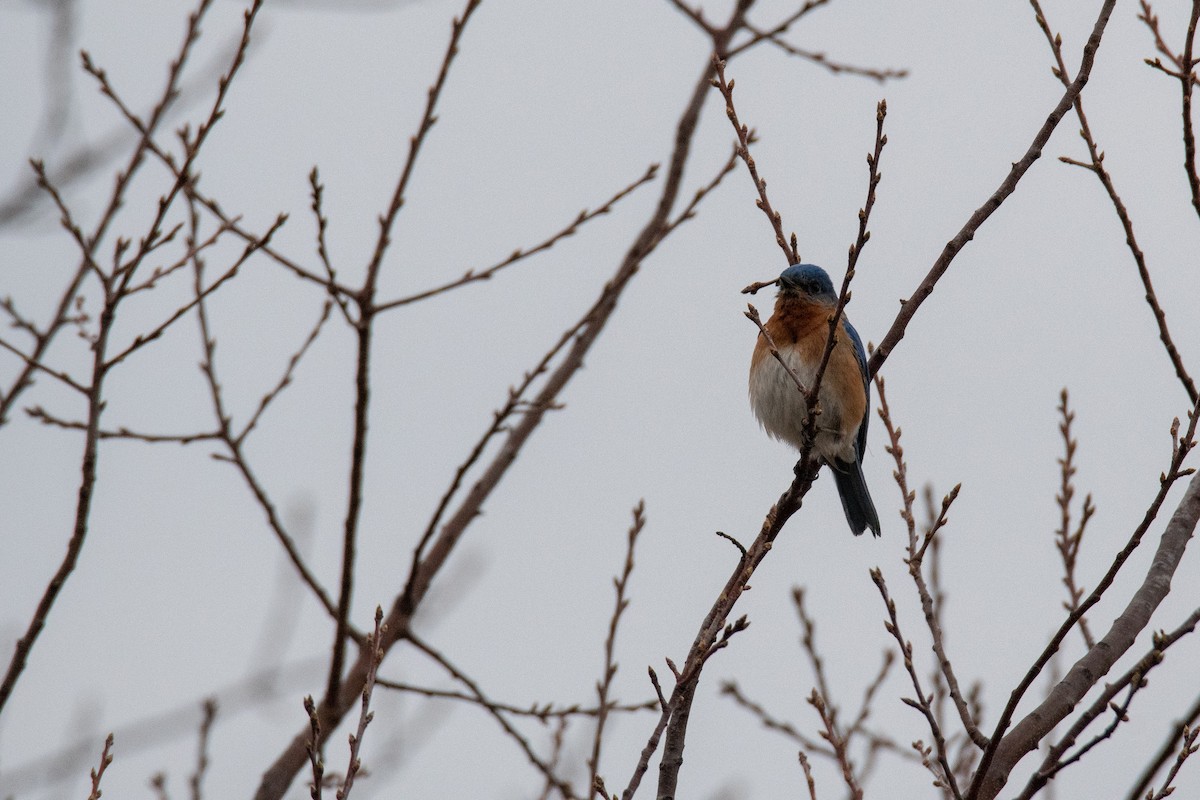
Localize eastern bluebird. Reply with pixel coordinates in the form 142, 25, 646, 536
748, 263, 881, 537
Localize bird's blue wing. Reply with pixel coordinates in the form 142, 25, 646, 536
843, 319, 870, 461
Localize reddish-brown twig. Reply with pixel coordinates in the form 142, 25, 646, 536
336, 608, 384, 800
726, 1, 832, 57
710, 56, 798, 265
798, 750, 819, 800
377, 163, 658, 311
872, 569, 962, 799
307, 167, 352, 323
619, 666, 670, 800
189, 700, 217, 800
375, 678, 654, 719
721, 680, 834, 756
1147, 725, 1200, 800
407, 631, 578, 798
188, 224, 350, 635
303, 695, 325, 800
664, 142, 740, 235
875, 374, 981, 752
1126, 691, 1200, 799
540, 717, 571, 800
1053, 388, 1096, 648
753, 31, 907, 82
587, 502, 646, 796
325, 0, 485, 715
809, 689, 864, 800
86, 734, 115, 800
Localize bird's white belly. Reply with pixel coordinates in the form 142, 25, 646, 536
748, 349, 856, 463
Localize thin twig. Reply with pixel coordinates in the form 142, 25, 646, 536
402, 314, 589, 608
721, 680, 834, 756
336, 608, 384, 800
189, 221, 350, 634
377, 164, 659, 311
375, 678, 654, 719
1053, 388, 1096, 648
1126, 691, 1200, 800
875, 374, 981, 747
1148, 725, 1200, 800
306, 167, 352, 323
304, 695, 325, 800
808, 689, 863, 800
798, 750, 818, 800
105, 216, 283, 370
619, 667, 671, 800
872, 570, 962, 799
663, 142, 740, 235
710, 57, 798, 264
363, 0, 483, 289
407, 632, 578, 798
540, 717, 571, 800
753, 31, 907, 82
188, 700, 217, 800
726, 0, 832, 57
86, 734, 115, 800
588, 502, 646, 795
238, 299, 334, 445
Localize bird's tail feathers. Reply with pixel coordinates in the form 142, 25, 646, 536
831, 458, 881, 537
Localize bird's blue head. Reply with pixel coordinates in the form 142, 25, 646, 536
778, 263, 837, 304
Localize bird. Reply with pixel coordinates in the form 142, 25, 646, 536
748, 263, 881, 537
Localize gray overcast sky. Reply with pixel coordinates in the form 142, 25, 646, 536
2, 1, 1199, 798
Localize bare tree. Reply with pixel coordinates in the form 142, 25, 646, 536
1, 1, 1198, 800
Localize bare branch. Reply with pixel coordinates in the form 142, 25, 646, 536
105, 216, 284, 370
721, 680, 834, 756
1016, 606, 1200, 799
335, 608, 384, 800
189, 700, 217, 800
753, 32, 907, 82
871, 569, 962, 800
971, 402, 1200, 799
1126, 691, 1200, 800
875, 374, 982, 749
726, 0, 832, 57
588, 502, 647, 795
86, 734, 114, 800
664, 142, 740, 234
710, 57, 798, 265
1034, 1, 1197, 405
868, 0, 1119, 377
1053, 388, 1096, 648
377, 163, 659, 311
364, 0, 483, 291
407, 632, 578, 798
808, 689, 864, 800
1147, 725, 1200, 800
619, 667, 671, 800
375, 678, 654, 719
